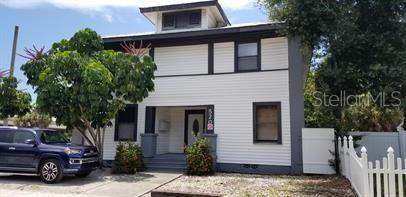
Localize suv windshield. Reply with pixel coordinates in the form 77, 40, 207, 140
35, 130, 69, 144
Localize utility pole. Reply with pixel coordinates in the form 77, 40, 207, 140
9, 25, 19, 76
3, 26, 19, 126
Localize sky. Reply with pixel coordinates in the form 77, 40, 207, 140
0, 0, 268, 100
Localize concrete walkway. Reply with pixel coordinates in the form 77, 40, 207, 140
0, 170, 182, 197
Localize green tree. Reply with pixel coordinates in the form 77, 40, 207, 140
304, 71, 339, 129
21, 28, 156, 159
14, 108, 52, 128
260, 0, 406, 131
0, 73, 31, 121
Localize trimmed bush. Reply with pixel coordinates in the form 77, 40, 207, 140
111, 142, 145, 174
185, 134, 214, 175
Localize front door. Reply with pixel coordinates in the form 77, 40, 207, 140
185, 110, 205, 145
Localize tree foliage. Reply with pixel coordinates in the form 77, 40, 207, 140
0, 75, 31, 119
21, 28, 157, 158
260, 0, 406, 131
14, 109, 52, 128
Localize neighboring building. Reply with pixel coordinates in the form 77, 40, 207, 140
77, 0, 305, 174
0, 118, 66, 131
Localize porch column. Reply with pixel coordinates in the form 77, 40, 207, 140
141, 106, 157, 157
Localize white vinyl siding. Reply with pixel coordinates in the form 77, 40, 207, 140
168, 108, 185, 153
154, 44, 208, 76
156, 107, 170, 154
103, 71, 291, 166
206, 8, 217, 28
261, 37, 289, 70
213, 42, 234, 73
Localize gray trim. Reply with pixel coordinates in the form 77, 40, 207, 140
208, 42, 214, 74
155, 68, 288, 78
216, 163, 291, 174
103, 23, 284, 44
149, 47, 154, 60
288, 36, 304, 175
147, 104, 213, 108
139, 0, 230, 25
145, 107, 156, 134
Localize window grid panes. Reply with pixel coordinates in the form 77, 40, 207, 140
237, 42, 259, 71
162, 10, 201, 30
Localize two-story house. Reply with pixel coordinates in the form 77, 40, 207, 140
100, 0, 304, 174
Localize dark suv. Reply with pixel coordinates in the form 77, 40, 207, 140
0, 127, 99, 183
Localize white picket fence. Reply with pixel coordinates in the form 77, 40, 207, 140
339, 136, 406, 197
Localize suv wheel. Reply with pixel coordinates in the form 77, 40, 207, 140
39, 159, 63, 184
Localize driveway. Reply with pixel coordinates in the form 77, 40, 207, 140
0, 170, 182, 197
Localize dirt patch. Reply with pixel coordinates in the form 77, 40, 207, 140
155, 173, 355, 197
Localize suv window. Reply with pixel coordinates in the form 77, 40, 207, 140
0, 130, 14, 143
13, 130, 35, 144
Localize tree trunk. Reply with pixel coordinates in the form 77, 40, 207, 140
403, 108, 406, 130
95, 127, 103, 169
300, 45, 313, 89
74, 126, 95, 146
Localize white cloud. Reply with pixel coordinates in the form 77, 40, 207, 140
0, 0, 256, 22
0, 0, 256, 11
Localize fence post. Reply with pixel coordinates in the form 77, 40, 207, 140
361, 147, 369, 197
387, 147, 396, 196
343, 136, 349, 178
348, 136, 354, 153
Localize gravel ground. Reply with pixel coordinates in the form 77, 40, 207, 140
154, 173, 356, 197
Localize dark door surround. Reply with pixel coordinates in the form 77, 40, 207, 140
184, 110, 206, 145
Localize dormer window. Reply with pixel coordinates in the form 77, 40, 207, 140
162, 10, 202, 30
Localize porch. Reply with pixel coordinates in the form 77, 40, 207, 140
140, 105, 217, 170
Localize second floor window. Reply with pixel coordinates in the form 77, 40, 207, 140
163, 10, 201, 30
236, 42, 260, 71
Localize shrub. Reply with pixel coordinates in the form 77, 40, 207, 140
185, 134, 214, 176
14, 110, 52, 128
342, 94, 402, 132
111, 142, 145, 174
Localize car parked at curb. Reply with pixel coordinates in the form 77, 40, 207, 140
0, 126, 99, 183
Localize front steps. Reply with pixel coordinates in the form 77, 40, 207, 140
144, 153, 186, 171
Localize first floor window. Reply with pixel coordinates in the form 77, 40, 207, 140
253, 102, 281, 143
115, 105, 138, 141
